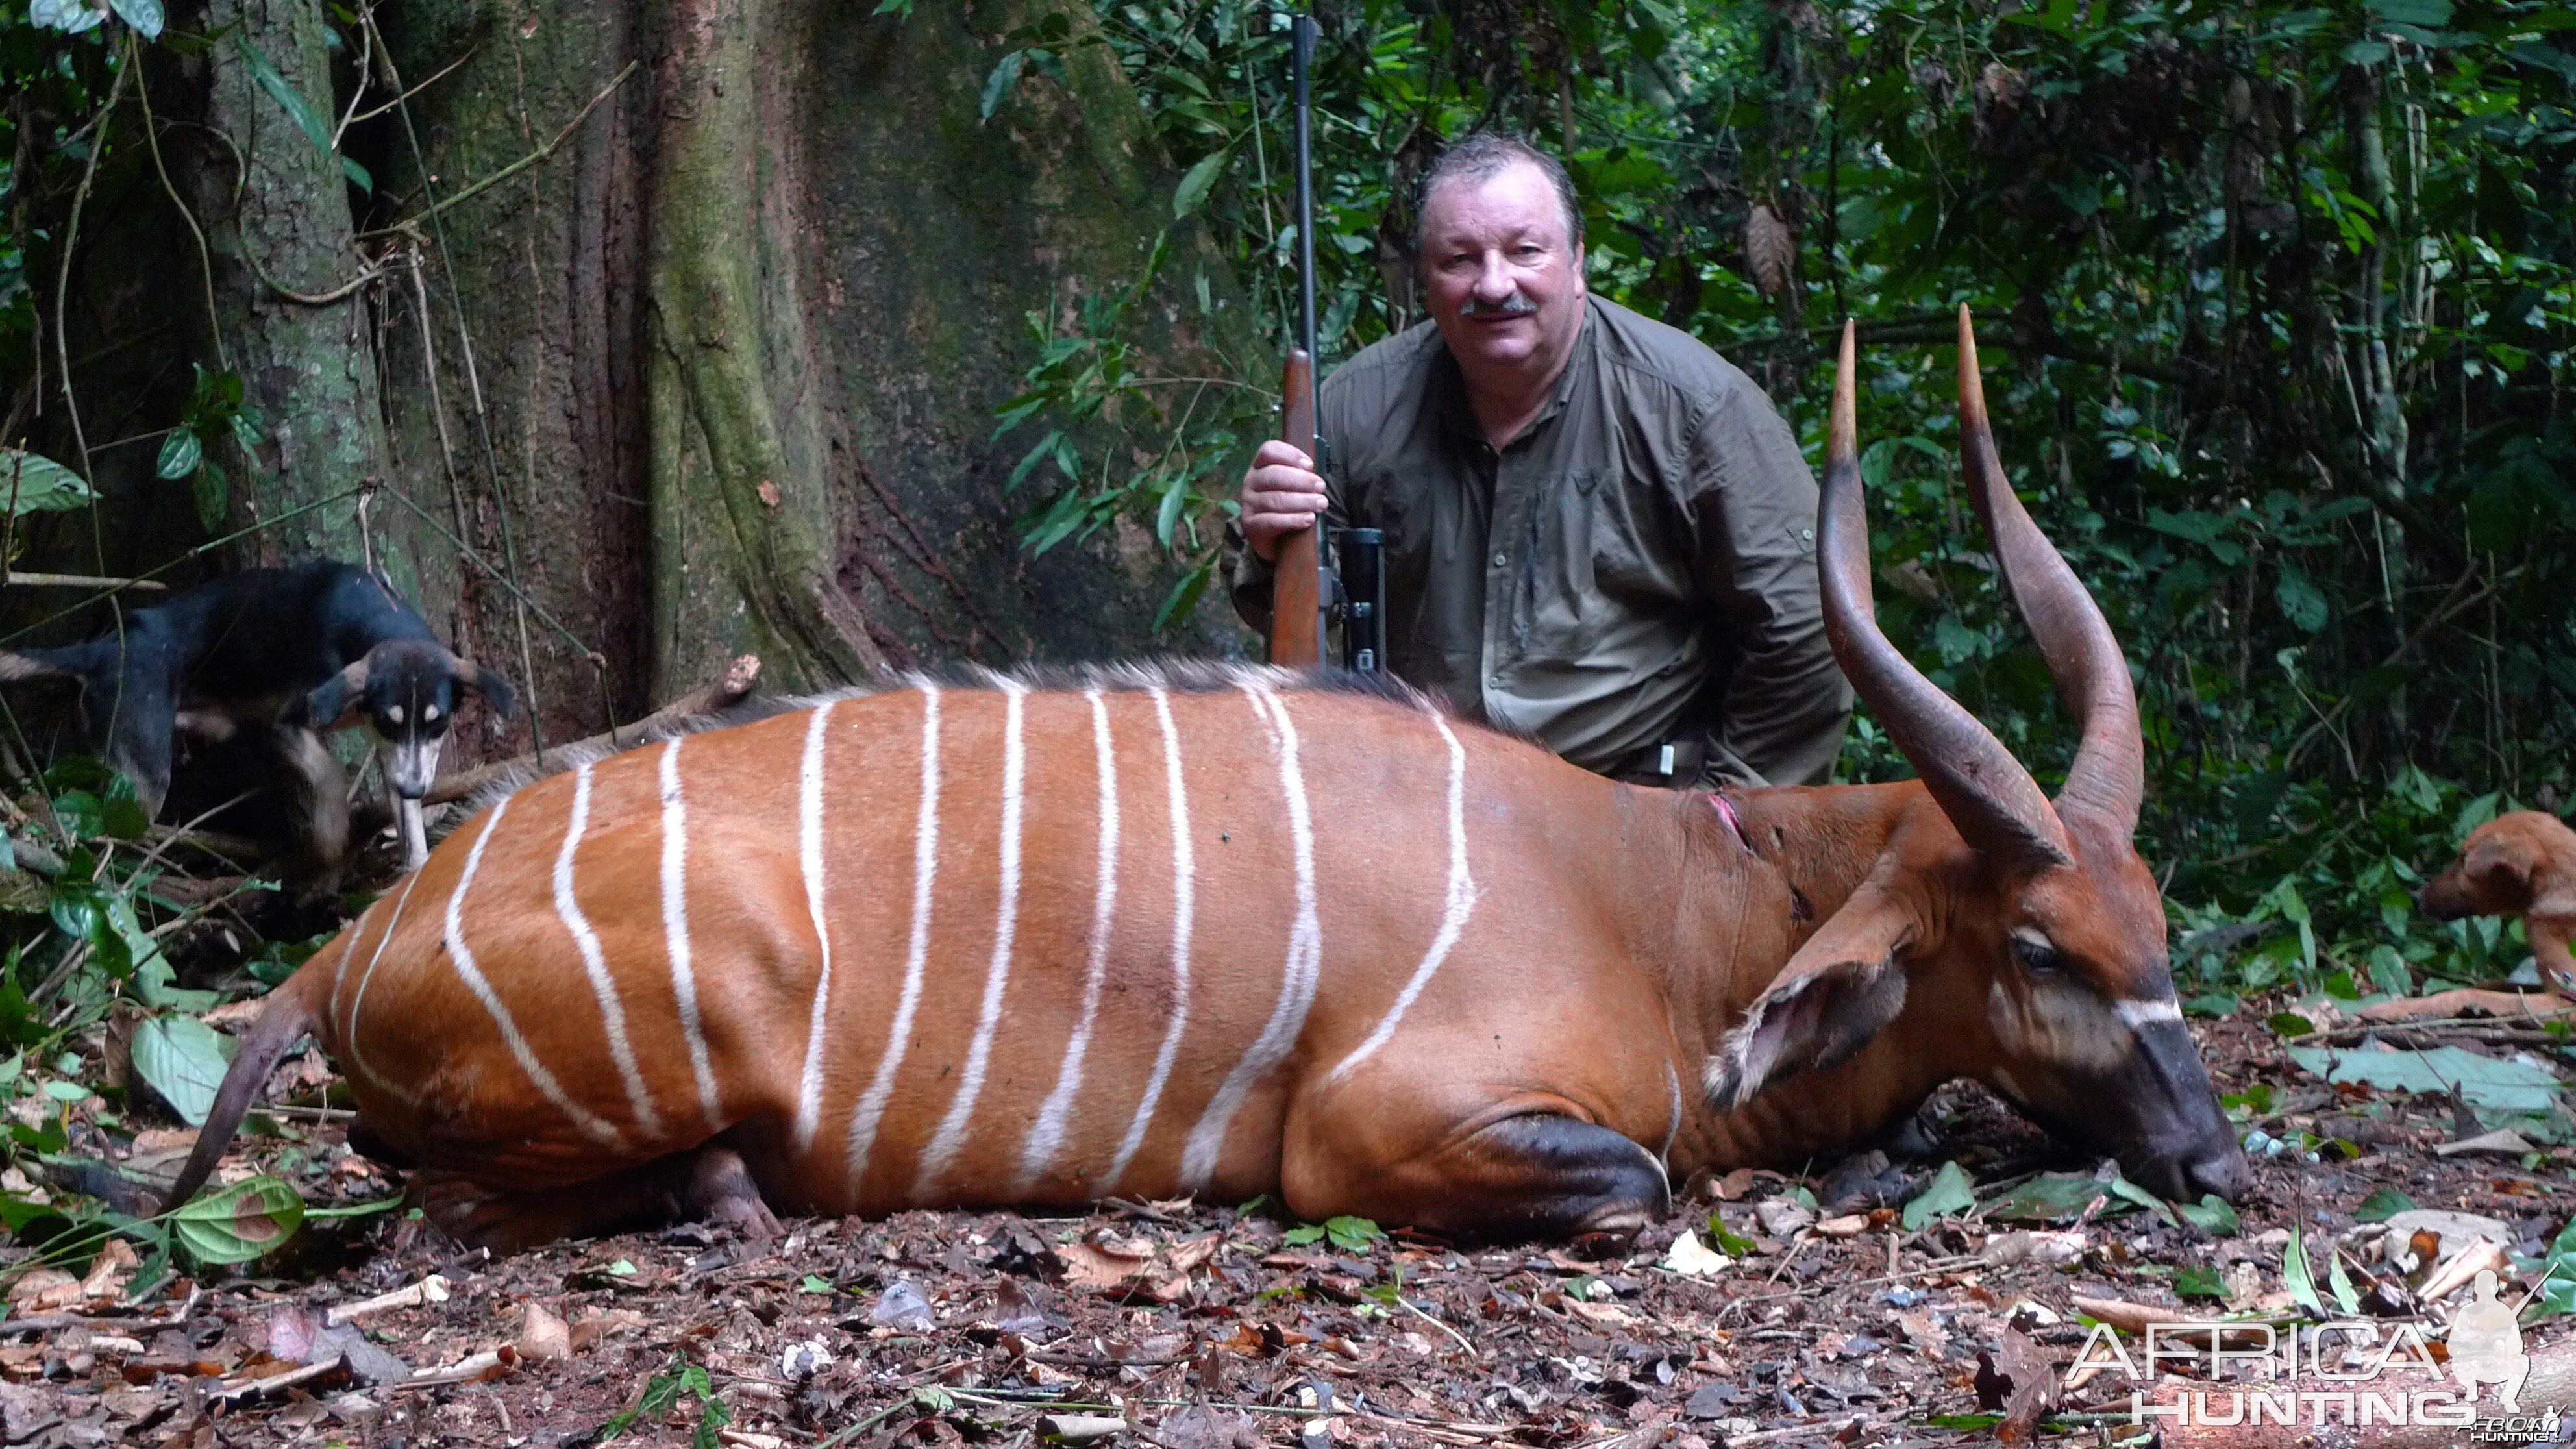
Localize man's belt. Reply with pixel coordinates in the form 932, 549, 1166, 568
1613, 738, 1706, 785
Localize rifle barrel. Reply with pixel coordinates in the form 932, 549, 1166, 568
1268, 14, 1325, 669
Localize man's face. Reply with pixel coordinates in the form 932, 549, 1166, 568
1420, 161, 1587, 380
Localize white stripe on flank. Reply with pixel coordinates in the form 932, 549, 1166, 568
791, 701, 841, 1151
556, 762, 663, 1139
915, 682, 1030, 1198
1180, 686, 1323, 1191
661, 737, 721, 1127
845, 686, 943, 1195
1018, 689, 1120, 1191
1106, 686, 1194, 1190
342, 869, 428, 1106
445, 800, 623, 1146
2114, 997, 2185, 1028
1325, 708, 1476, 1084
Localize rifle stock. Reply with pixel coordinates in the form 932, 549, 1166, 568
1268, 347, 1322, 666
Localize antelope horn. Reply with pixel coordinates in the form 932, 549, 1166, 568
1953, 306, 2144, 834
1819, 319, 2070, 868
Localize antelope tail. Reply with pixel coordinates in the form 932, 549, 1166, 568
158, 964, 333, 1213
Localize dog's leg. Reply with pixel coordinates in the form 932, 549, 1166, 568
272, 724, 350, 888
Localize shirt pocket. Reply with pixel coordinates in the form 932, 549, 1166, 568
1514, 469, 1681, 654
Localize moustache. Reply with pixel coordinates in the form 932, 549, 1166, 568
1458, 293, 1539, 317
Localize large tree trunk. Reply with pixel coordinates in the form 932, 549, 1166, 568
348, 0, 1255, 753
18, 0, 1256, 781
193, 0, 419, 584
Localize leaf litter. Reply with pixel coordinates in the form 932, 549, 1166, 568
0, 1000, 2564, 1444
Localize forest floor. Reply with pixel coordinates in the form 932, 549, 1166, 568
12, 1002, 2575, 1448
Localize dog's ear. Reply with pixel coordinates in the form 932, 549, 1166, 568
459, 658, 515, 720
291, 660, 369, 732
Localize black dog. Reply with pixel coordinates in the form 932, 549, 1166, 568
0, 561, 512, 872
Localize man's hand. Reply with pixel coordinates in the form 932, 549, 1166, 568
1238, 441, 1330, 562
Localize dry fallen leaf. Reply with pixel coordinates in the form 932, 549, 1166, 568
1981, 1326, 2059, 1443
78, 1239, 138, 1307
568, 1307, 647, 1351
6, 1269, 79, 1314
1815, 1214, 1871, 1239
1661, 1229, 1732, 1277
515, 1302, 571, 1360
1059, 1237, 1157, 1293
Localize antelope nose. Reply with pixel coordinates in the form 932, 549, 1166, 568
2179, 1143, 2250, 1204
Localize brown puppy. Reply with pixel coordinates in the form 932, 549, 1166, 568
2420, 811, 2576, 998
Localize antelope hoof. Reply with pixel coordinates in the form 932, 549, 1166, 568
687, 1146, 780, 1244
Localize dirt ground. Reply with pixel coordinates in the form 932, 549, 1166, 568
10, 1004, 2574, 1448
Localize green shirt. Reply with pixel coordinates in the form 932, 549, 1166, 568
1228, 295, 1850, 786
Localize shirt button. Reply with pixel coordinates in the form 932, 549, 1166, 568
1491, 551, 1508, 568
1801, 528, 1815, 543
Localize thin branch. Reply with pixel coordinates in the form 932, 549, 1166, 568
129, 33, 229, 371
2, 571, 169, 592
354, 61, 639, 240
338, 46, 476, 131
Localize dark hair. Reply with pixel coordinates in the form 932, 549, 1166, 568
1413, 132, 1585, 260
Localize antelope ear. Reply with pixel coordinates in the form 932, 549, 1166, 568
1703, 885, 1918, 1110
291, 660, 369, 732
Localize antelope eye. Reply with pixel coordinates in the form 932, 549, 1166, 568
2012, 934, 2066, 975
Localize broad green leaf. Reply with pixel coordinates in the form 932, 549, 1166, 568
108, 0, 161, 38
1985, 1172, 2120, 1224
981, 49, 1028, 120
1901, 1159, 1975, 1232
2175, 1265, 2227, 1300
171, 1174, 305, 1264
29, 0, 108, 33
2284, 1224, 2324, 1317
2286, 1045, 2563, 1112
154, 430, 201, 482
2177, 1195, 2241, 1235
2366, 0, 2452, 24
2326, 1246, 2361, 1315
130, 1014, 234, 1125
1705, 1215, 1755, 1257
2355, 1187, 2418, 1222
194, 460, 229, 533
2265, 1010, 2315, 1038
1324, 1215, 1385, 1253
2275, 562, 2329, 633
235, 35, 335, 154
0, 451, 96, 514
101, 774, 148, 840
2107, 1174, 2177, 1227
1173, 147, 1230, 219
1152, 558, 1213, 633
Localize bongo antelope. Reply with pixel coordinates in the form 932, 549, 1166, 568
164, 313, 2242, 1250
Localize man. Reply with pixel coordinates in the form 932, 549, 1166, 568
1228, 132, 1851, 787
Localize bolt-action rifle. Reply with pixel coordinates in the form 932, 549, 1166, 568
1267, 13, 1383, 674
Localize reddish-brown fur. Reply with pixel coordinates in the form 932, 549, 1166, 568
166, 314, 2243, 1250
2421, 811, 2576, 997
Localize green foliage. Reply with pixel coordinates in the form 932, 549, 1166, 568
602, 1351, 731, 1448
168, 1174, 304, 1265
1901, 1158, 1975, 1230
1282, 1213, 1385, 1253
